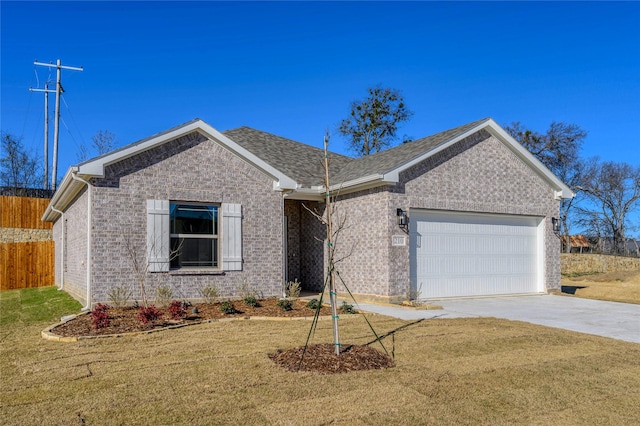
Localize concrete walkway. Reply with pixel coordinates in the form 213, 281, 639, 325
347, 295, 640, 344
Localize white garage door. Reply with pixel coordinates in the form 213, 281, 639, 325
410, 210, 543, 299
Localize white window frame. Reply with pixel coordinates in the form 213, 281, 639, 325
147, 200, 242, 272
169, 202, 220, 270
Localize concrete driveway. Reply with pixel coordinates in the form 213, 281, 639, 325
349, 295, 640, 344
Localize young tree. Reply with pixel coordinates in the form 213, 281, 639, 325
338, 86, 413, 156
505, 121, 587, 251
301, 132, 385, 359
0, 132, 40, 193
577, 159, 640, 255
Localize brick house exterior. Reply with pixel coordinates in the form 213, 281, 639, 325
43, 118, 572, 307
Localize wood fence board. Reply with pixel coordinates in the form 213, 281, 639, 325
0, 241, 54, 290
0, 196, 52, 229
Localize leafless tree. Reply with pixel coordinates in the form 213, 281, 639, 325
0, 132, 40, 193
506, 121, 588, 252
92, 130, 117, 155
577, 158, 640, 255
76, 130, 117, 163
301, 132, 384, 359
124, 232, 182, 308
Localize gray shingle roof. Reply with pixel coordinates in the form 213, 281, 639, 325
223, 127, 353, 187
333, 118, 490, 182
225, 118, 490, 187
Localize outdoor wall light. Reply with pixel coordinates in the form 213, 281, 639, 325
551, 217, 560, 233
397, 208, 408, 228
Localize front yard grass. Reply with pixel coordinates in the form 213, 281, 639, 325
1, 286, 639, 425
561, 270, 640, 304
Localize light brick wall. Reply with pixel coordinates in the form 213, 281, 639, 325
322, 130, 561, 300
54, 132, 284, 306
52, 127, 563, 305
331, 188, 391, 296
395, 130, 561, 295
56, 188, 89, 304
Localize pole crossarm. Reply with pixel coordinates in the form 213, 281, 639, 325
28, 88, 57, 93
34, 60, 83, 72
33, 59, 83, 190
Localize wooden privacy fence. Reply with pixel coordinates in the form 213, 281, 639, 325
0, 195, 52, 229
0, 195, 54, 290
1, 241, 55, 290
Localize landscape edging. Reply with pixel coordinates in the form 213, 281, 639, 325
41, 312, 360, 342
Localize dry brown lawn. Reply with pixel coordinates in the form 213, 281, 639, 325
2, 304, 640, 425
562, 270, 640, 304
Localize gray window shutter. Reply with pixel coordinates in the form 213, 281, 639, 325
147, 200, 170, 272
222, 203, 242, 271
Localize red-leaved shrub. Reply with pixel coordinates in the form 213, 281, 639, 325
137, 305, 162, 324
90, 303, 111, 329
168, 300, 186, 320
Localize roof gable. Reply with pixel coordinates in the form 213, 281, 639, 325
43, 117, 573, 222
43, 119, 299, 221
329, 118, 573, 199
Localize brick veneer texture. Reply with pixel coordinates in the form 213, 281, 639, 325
54, 132, 284, 306
54, 188, 89, 303
326, 130, 560, 300
53, 128, 561, 306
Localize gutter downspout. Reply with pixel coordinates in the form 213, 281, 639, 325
50, 206, 64, 291
71, 173, 92, 311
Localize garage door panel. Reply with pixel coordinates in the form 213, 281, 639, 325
411, 210, 542, 298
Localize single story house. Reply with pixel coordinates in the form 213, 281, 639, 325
43, 118, 573, 308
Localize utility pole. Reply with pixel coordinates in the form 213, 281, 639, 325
29, 81, 54, 189
33, 59, 83, 190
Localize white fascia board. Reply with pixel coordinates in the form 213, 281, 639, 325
484, 119, 574, 199
328, 174, 385, 192
42, 167, 86, 222
76, 119, 297, 190
285, 174, 387, 201
284, 188, 324, 201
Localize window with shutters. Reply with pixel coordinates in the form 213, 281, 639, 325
169, 203, 219, 269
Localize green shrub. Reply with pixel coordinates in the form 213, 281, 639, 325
243, 296, 260, 307
277, 299, 293, 311
220, 301, 238, 315
340, 301, 357, 314
306, 299, 320, 310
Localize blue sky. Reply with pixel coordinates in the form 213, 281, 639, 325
2, 1, 639, 182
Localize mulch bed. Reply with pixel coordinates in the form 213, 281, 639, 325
270, 343, 394, 374
52, 298, 394, 374
53, 298, 332, 338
